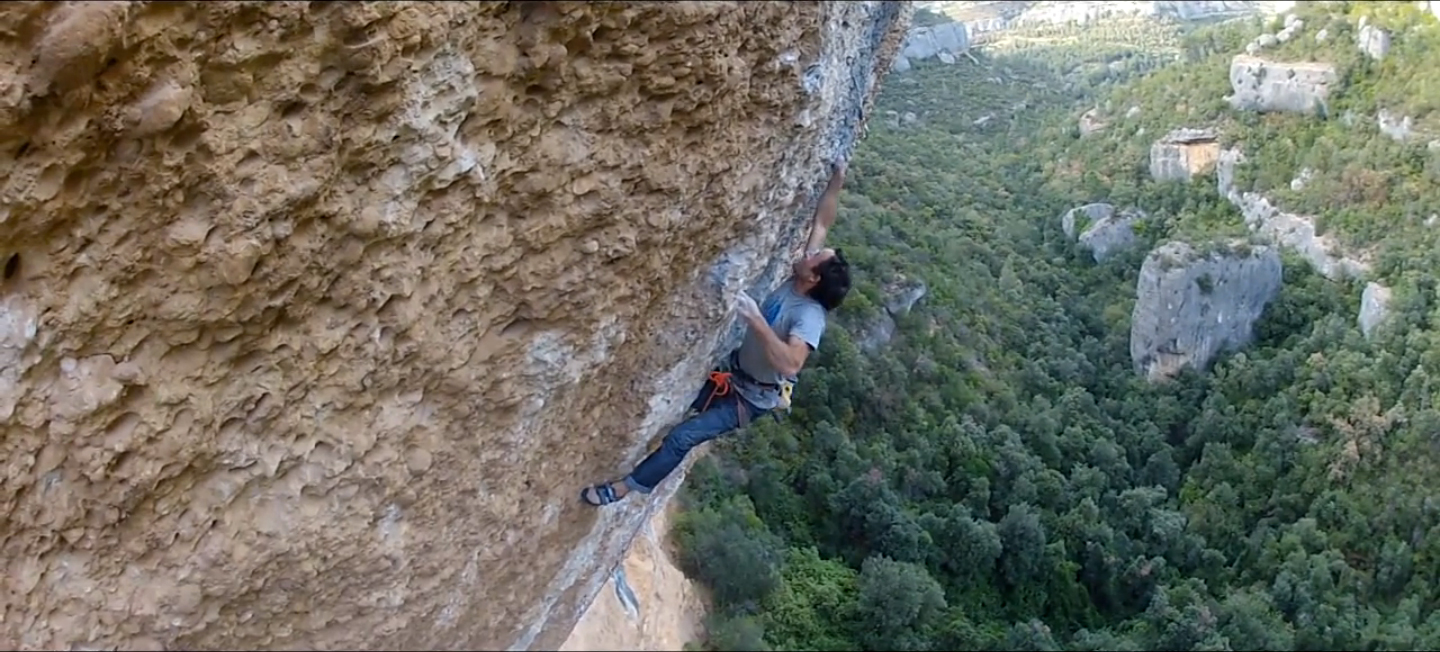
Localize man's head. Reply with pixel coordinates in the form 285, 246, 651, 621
794, 247, 851, 311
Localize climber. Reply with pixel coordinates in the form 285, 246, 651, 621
581, 160, 853, 507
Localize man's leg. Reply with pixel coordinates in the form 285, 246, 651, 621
581, 386, 751, 506
623, 397, 742, 494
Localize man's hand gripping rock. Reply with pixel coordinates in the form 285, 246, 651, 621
734, 291, 763, 326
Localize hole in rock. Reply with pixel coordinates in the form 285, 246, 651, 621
63, 167, 91, 195
518, 1, 555, 23
564, 35, 590, 56
279, 100, 306, 118
500, 318, 533, 339
169, 122, 205, 149
107, 450, 132, 473
237, 150, 264, 175
4, 253, 20, 281
341, 27, 376, 47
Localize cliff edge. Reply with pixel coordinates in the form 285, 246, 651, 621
560, 502, 704, 652
0, 1, 911, 650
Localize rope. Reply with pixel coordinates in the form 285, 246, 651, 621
699, 371, 734, 414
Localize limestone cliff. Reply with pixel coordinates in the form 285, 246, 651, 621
1216, 147, 1369, 281
1060, 202, 1146, 263
1130, 241, 1283, 381
1149, 127, 1219, 183
853, 273, 928, 352
1358, 282, 1393, 340
0, 2, 912, 650
892, 20, 969, 71
1226, 55, 1336, 114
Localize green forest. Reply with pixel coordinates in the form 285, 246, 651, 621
674, 2, 1440, 651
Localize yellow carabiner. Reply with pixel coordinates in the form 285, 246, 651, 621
778, 381, 794, 410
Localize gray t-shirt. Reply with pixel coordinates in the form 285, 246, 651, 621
732, 277, 827, 410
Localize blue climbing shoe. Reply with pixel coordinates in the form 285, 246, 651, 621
581, 482, 622, 507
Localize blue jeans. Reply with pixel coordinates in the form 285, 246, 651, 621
624, 380, 769, 493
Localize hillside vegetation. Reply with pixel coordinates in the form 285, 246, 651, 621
1069, 1, 1440, 263
674, 3, 1440, 650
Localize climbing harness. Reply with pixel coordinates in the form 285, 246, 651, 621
690, 289, 803, 426
695, 362, 796, 427
694, 368, 752, 427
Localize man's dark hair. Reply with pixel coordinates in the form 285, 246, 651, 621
808, 248, 851, 312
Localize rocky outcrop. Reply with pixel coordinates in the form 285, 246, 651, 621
856, 274, 928, 353
560, 503, 704, 652
1359, 282, 1393, 340
1290, 167, 1315, 190
1079, 107, 1109, 136
881, 109, 920, 129
1246, 11, 1305, 54
856, 312, 900, 353
1061, 202, 1113, 239
1014, 1, 1291, 25
0, 2, 911, 650
1062, 203, 1146, 263
1227, 56, 1336, 114
1377, 109, 1415, 142
1358, 19, 1391, 61
1217, 148, 1369, 280
893, 20, 970, 72
1131, 241, 1284, 381
917, 0, 1292, 51
1150, 127, 1221, 182
1083, 209, 1147, 263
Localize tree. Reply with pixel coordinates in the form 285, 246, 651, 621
856, 555, 948, 651
998, 503, 1049, 589
674, 495, 785, 612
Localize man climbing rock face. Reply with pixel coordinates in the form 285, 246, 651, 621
582, 161, 853, 507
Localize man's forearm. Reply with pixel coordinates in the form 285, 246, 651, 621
744, 315, 802, 376
805, 165, 846, 252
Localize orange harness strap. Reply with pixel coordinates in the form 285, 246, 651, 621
700, 371, 733, 414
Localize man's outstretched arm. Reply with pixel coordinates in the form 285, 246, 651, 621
804, 161, 847, 254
